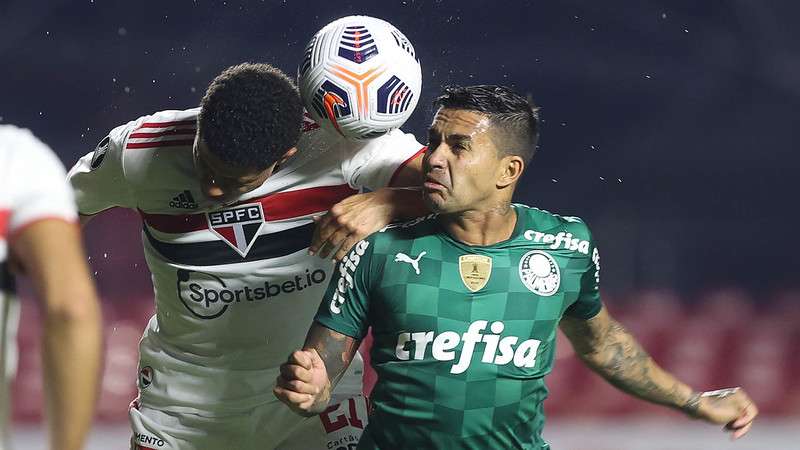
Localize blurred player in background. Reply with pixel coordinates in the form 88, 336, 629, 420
0, 125, 102, 450
275, 85, 758, 449
68, 57, 425, 449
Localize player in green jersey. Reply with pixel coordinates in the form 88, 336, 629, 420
275, 85, 758, 449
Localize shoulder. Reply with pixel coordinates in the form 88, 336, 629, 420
371, 214, 437, 245
515, 204, 595, 253
0, 124, 61, 167
118, 107, 198, 150
0, 124, 68, 186
372, 214, 437, 241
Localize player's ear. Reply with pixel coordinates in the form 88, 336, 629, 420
497, 155, 524, 188
277, 147, 298, 165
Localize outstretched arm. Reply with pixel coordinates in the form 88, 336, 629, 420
560, 306, 757, 439
310, 152, 428, 260
274, 322, 361, 416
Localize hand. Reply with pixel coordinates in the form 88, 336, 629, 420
691, 388, 758, 440
309, 189, 395, 261
274, 349, 331, 416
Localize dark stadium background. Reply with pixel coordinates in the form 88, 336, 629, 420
2, 1, 798, 448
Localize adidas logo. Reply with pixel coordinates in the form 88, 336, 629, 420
169, 190, 198, 209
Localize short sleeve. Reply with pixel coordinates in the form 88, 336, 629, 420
314, 237, 377, 339
563, 234, 602, 320
340, 129, 424, 191
67, 121, 137, 214
0, 125, 77, 234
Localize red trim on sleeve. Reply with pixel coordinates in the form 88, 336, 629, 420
140, 183, 358, 234
138, 120, 196, 128
0, 209, 9, 239
8, 216, 78, 242
388, 146, 426, 187
129, 129, 196, 139
126, 139, 195, 150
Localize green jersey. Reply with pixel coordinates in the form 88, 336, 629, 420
315, 204, 602, 449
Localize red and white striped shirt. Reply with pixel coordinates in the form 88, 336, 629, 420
68, 108, 424, 415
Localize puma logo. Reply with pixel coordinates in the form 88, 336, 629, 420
394, 251, 426, 275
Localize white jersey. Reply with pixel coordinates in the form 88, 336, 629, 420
68, 108, 424, 415
0, 125, 77, 448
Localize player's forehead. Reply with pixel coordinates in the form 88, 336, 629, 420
429, 108, 491, 139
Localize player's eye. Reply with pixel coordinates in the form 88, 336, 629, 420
427, 135, 440, 149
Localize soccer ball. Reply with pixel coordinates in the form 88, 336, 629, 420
298, 15, 422, 140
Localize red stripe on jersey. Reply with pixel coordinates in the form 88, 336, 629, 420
126, 139, 195, 149
141, 183, 358, 234
129, 129, 196, 139
0, 209, 9, 239
388, 145, 427, 187
138, 120, 196, 128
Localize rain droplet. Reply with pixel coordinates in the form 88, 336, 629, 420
599, 176, 605, 181
661, 13, 667, 19
190, 86, 197, 93
551, 178, 558, 183
124, 86, 131, 93
118, 27, 127, 36
103, 252, 108, 258
617, 178, 623, 183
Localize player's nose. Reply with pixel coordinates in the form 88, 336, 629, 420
201, 180, 227, 199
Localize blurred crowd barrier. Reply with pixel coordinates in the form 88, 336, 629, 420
12, 288, 800, 423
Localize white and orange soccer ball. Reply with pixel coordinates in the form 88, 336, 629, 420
298, 15, 422, 140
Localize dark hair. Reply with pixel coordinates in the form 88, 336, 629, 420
199, 63, 303, 171
432, 85, 540, 163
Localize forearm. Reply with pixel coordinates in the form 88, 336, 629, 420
300, 323, 361, 413
42, 298, 102, 450
381, 187, 429, 220
577, 319, 694, 410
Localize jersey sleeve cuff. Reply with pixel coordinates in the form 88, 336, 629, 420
563, 299, 603, 321
388, 145, 426, 187
313, 317, 365, 340
9, 215, 79, 241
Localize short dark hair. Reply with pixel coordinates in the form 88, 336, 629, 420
432, 85, 540, 163
199, 63, 303, 171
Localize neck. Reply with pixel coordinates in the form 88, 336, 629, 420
440, 202, 517, 246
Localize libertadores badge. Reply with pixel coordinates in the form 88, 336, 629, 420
459, 254, 492, 292
518, 250, 560, 296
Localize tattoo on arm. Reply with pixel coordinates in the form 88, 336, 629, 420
560, 308, 694, 411
303, 323, 361, 392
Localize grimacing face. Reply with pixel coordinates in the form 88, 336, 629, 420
422, 108, 505, 214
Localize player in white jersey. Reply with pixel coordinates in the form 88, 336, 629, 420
68, 63, 425, 450
0, 125, 102, 450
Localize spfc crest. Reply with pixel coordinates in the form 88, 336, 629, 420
518, 250, 560, 296
206, 203, 265, 257
459, 255, 492, 292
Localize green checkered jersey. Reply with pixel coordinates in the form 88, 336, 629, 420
315, 204, 602, 450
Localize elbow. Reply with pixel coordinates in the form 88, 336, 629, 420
42, 289, 102, 326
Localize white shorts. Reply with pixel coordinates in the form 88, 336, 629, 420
129, 395, 369, 450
